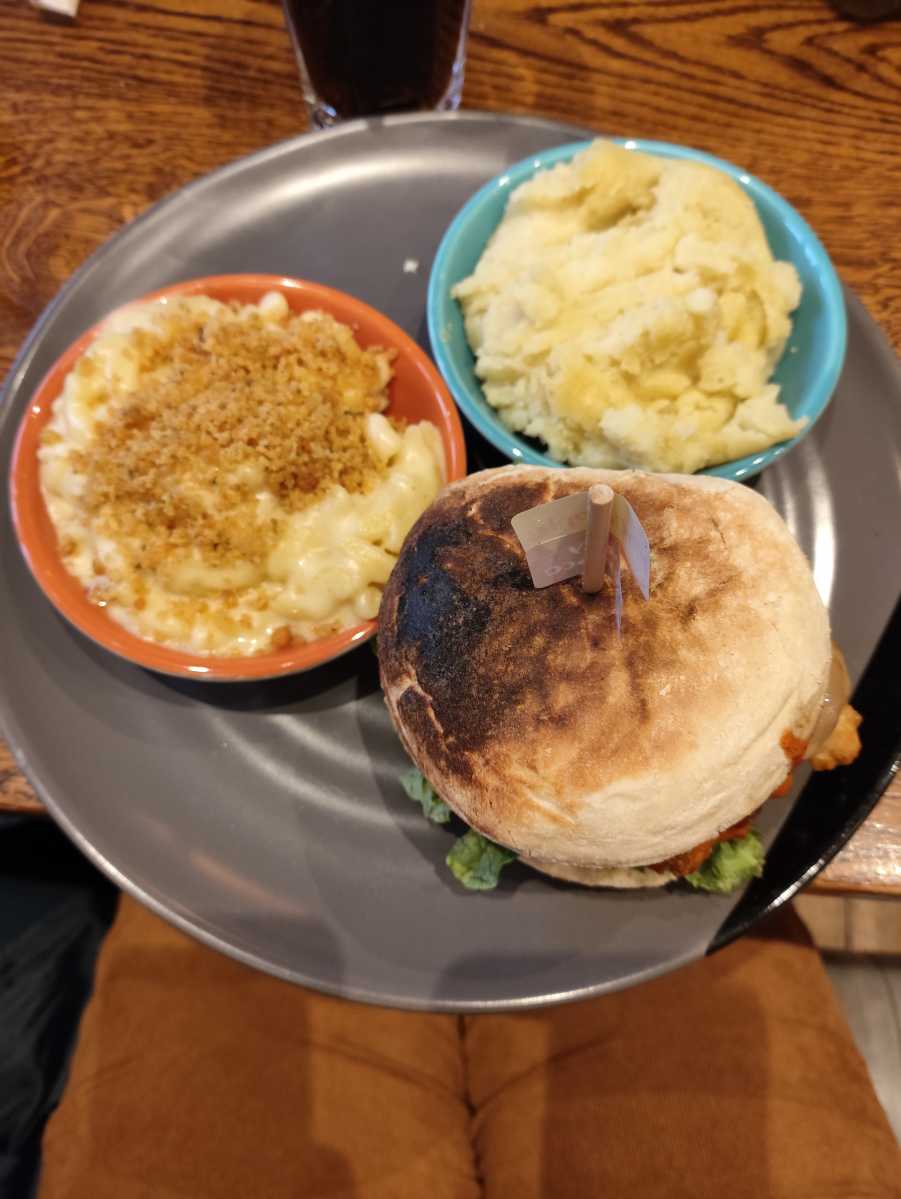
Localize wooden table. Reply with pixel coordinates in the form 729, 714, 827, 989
1, 0, 899, 894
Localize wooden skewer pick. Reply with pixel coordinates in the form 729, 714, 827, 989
581, 484, 614, 593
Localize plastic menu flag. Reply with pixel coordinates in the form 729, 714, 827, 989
510, 492, 589, 589
609, 542, 623, 633
610, 494, 650, 601
511, 488, 651, 627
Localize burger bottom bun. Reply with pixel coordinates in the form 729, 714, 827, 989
522, 855, 675, 889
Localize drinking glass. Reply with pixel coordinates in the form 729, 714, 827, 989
281, 0, 473, 129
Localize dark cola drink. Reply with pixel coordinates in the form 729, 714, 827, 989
282, 0, 471, 127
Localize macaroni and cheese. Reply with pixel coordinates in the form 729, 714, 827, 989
38, 292, 445, 655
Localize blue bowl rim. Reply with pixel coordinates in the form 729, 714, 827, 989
427, 137, 848, 482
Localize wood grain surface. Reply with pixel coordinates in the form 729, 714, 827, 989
0, 741, 42, 813
1, 0, 899, 893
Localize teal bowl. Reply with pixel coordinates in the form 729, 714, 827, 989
427, 139, 847, 481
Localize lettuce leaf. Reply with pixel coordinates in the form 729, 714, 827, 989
400, 768, 451, 825
401, 766, 762, 896
685, 829, 765, 894
400, 768, 517, 889
446, 829, 518, 891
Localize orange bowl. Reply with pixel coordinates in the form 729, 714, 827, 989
10, 274, 467, 681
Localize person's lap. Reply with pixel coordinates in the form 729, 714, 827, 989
38, 896, 901, 1199
0, 816, 116, 1199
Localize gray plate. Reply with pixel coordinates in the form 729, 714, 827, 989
2, 113, 900, 1011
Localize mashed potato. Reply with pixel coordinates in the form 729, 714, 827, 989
452, 141, 803, 473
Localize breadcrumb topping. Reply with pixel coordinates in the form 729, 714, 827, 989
62, 301, 395, 575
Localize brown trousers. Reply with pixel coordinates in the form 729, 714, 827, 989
40, 896, 900, 1199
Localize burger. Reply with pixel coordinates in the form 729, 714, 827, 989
377, 467, 862, 892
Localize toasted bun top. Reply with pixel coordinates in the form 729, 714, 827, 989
378, 467, 830, 869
